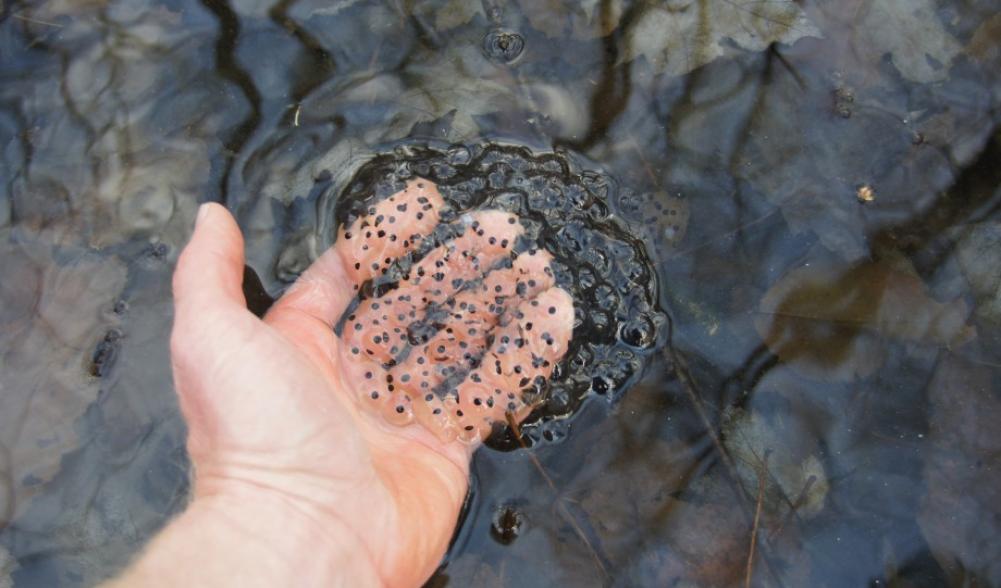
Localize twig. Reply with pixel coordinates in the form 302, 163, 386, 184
667, 209, 778, 260
745, 450, 770, 588
506, 412, 609, 580
627, 137, 658, 183
768, 475, 816, 542
665, 340, 786, 588
13, 13, 64, 27
0, 443, 15, 530
667, 345, 741, 481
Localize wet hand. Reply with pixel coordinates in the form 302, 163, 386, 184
163, 181, 572, 586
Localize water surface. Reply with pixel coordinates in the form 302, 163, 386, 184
1, 0, 999, 586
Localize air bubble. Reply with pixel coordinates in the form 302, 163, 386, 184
590, 310, 612, 337
582, 248, 609, 274
586, 199, 609, 221
565, 184, 590, 209
570, 347, 593, 369
594, 284, 617, 310
540, 419, 569, 443
482, 30, 525, 64
620, 315, 656, 349
591, 376, 611, 395
432, 163, 456, 179
446, 145, 471, 165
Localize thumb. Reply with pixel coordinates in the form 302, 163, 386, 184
170, 204, 252, 462
173, 203, 247, 321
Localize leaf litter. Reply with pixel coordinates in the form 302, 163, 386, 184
826, 0, 963, 84
755, 260, 976, 380
0, 545, 14, 588
0, 229, 127, 525
518, 0, 623, 41
722, 406, 830, 520
1, 0, 1000, 585
619, 0, 821, 77
956, 221, 1001, 325
918, 356, 1001, 585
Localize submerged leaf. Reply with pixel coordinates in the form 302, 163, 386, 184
577, 440, 748, 586
734, 32, 993, 262
392, 47, 517, 141
4, 0, 227, 250
620, 0, 820, 76
918, 356, 1001, 585
0, 545, 15, 588
518, 0, 623, 40
722, 406, 830, 519
840, 0, 962, 83
956, 222, 1001, 324
755, 262, 976, 380
413, 0, 485, 31
0, 230, 127, 523
966, 13, 1001, 64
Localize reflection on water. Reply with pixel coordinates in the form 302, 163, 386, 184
1, 0, 1000, 586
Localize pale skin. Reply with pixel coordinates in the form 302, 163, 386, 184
108, 180, 574, 587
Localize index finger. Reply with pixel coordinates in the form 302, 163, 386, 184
266, 179, 444, 328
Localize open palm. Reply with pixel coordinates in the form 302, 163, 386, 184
169, 181, 573, 586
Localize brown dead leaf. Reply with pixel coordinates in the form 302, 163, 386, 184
755, 262, 976, 381
663, 495, 749, 586
576, 437, 686, 553
581, 467, 748, 586
966, 13, 1001, 64
572, 399, 765, 586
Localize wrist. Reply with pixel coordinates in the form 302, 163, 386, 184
201, 485, 386, 586
112, 484, 384, 587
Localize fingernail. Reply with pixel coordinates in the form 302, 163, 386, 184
196, 203, 211, 227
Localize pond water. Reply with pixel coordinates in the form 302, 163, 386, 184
1, 0, 999, 586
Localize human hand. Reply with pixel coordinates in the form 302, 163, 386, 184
116, 180, 573, 587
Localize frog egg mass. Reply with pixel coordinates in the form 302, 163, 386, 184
326, 144, 663, 448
